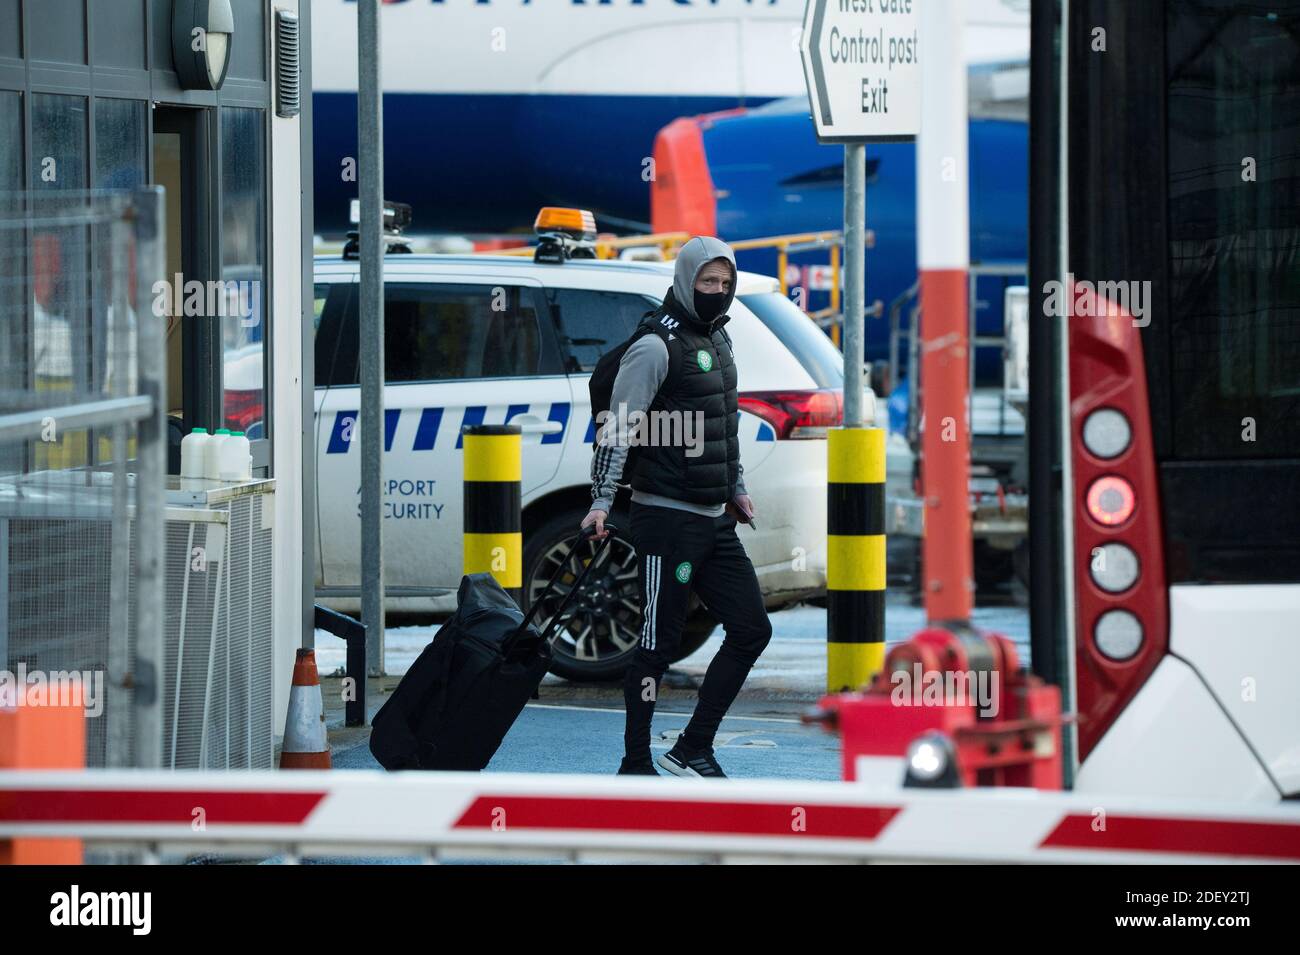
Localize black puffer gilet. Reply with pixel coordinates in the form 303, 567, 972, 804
631, 293, 739, 506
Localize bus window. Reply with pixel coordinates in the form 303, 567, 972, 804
1155, 2, 1300, 583
1164, 4, 1300, 462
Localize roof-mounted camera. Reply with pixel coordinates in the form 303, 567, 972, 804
343, 198, 414, 259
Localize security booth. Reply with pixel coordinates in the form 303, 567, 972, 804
0, 0, 313, 766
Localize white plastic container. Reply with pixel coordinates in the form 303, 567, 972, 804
180, 428, 211, 480
218, 431, 252, 482
204, 428, 232, 480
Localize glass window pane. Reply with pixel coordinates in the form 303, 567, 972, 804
92, 98, 146, 453
1165, 5, 1300, 460
94, 98, 147, 191
0, 91, 19, 191
314, 283, 358, 387
221, 107, 266, 440
0, 90, 24, 396
313, 282, 330, 329
739, 292, 845, 388
385, 284, 542, 382
31, 94, 90, 468
0, 90, 23, 476
0, 0, 19, 60
546, 288, 657, 373
152, 131, 185, 426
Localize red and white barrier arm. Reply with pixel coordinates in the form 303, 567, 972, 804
1, 770, 1298, 863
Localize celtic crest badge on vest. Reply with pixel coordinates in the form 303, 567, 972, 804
674, 561, 693, 583
696, 350, 713, 372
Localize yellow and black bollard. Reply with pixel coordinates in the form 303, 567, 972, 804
826, 426, 886, 692
463, 423, 523, 605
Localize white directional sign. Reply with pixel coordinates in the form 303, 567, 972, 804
800, 0, 921, 143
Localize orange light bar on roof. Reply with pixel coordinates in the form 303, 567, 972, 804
535, 207, 597, 241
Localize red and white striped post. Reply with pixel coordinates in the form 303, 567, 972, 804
917, 0, 974, 624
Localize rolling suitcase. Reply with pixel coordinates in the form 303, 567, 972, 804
369, 524, 617, 770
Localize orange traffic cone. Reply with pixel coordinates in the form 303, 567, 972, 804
280, 649, 331, 769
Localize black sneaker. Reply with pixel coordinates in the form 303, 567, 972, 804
617, 756, 660, 776
656, 744, 727, 778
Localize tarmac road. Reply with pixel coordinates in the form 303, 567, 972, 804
317, 596, 1029, 780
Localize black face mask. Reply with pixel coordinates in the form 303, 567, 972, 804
693, 289, 728, 323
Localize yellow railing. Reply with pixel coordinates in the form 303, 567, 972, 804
485, 229, 859, 286
479, 228, 877, 346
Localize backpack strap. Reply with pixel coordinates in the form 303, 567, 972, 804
638, 313, 685, 407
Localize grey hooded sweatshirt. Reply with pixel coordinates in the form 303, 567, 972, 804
590, 236, 747, 517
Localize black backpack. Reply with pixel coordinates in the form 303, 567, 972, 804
588, 310, 684, 481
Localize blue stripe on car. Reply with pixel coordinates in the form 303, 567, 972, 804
455, 405, 487, 449
544, 402, 570, 445
385, 408, 401, 452
413, 407, 443, 451
504, 403, 530, 428
330, 403, 574, 454
327, 410, 357, 454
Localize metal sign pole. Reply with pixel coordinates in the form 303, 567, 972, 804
802, 0, 917, 690
133, 186, 167, 768
358, 0, 386, 676
108, 202, 132, 769
842, 143, 865, 428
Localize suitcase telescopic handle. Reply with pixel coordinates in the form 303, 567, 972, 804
507, 522, 620, 653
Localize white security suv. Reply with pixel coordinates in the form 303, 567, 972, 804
312, 249, 855, 679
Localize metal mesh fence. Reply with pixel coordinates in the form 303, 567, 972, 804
0, 188, 166, 768
209, 492, 276, 770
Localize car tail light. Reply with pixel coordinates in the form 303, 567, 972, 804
224, 389, 263, 435
1085, 475, 1136, 527
738, 388, 842, 439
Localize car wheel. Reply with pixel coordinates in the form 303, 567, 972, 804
524, 508, 713, 682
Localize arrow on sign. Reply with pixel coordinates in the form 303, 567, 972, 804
808, 0, 832, 127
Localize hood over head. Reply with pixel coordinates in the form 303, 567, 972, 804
668, 235, 738, 331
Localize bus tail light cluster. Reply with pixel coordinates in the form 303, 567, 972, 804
1069, 290, 1169, 759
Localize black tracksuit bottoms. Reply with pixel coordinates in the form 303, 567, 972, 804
622, 501, 773, 758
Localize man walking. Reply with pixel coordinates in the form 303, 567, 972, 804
581, 236, 772, 777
